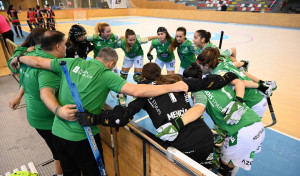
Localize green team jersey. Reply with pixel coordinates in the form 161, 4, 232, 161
7, 46, 28, 74
212, 62, 264, 108
177, 40, 200, 69
151, 38, 175, 62
50, 58, 126, 141
115, 35, 148, 59
87, 33, 120, 59
20, 48, 60, 130
193, 87, 261, 136
203, 42, 232, 63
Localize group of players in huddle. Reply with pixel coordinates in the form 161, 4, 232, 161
7, 22, 277, 176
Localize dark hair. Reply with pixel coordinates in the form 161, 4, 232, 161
197, 47, 222, 69
20, 33, 35, 47
29, 8, 32, 11
195, 30, 211, 43
36, 5, 40, 10
125, 29, 136, 52
157, 27, 172, 43
142, 63, 161, 81
41, 30, 65, 51
156, 74, 182, 85
31, 27, 48, 45
7, 5, 13, 14
98, 47, 118, 63
170, 27, 186, 52
183, 62, 202, 78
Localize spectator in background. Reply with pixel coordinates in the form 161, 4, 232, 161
221, 1, 227, 11
0, 14, 14, 49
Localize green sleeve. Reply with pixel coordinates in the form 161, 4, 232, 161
38, 70, 60, 92
137, 35, 148, 44
115, 40, 122, 48
102, 70, 126, 93
192, 91, 208, 107
113, 34, 120, 40
7, 47, 28, 73
190, 45, 201, 55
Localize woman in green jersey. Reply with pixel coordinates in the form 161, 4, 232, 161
193, 29, 250, 71
115, 29, 157, 82
87, 22, 122, 59
147, 27, 176, 74
170, 27, 200, 75
197, 47, 275, 118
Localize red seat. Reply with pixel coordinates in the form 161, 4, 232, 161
255, 7, 260, 11
238, 7, 242, 11
266, 7, 271, 11
246, 7, 250, 11
237, 4, 241, 7
203, 4, 207, 7
227, 1, 230, 4
253, 4, 258, 7
213, 4, 217, 7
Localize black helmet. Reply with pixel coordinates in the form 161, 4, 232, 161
69, 24, 87, 42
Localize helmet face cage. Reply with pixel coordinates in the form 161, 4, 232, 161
69, 25, 87, 42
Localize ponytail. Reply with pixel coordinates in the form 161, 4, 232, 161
170, 27, 187, 52
195, 29, 211, 43
125, 29, 136, 53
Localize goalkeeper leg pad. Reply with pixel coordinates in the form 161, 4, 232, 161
218, 160, 234, 176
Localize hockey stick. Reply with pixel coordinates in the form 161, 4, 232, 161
219, 31, 224, 49
59, 61, 106, 175
264, 97, 277, 128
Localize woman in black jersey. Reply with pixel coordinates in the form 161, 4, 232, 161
65, 24, 93, 60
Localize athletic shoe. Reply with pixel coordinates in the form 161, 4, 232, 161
240, 60, 250, 72
264, 80, 277, 91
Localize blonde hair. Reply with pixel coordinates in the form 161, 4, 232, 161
95, 22, 110, 36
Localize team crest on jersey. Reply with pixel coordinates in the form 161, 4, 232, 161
97, 42, 101, 46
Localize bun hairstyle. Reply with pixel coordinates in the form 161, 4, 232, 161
125, 29, 136, 52
195, 30, 211, 43
170, 27, 187, 52
157, 27, 172, 43
183, 62, 202, 78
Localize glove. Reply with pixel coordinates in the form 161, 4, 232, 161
75, 105, 133, 127
104, 105, 133, 127
221, 97, 244, 125
156, 117, 184, 141
257, 80, 273, 97
240, 60, 250, 72
147, 53, 153, 62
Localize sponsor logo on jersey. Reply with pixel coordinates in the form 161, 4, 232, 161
169, 93, 177, 103
253, 127, 264, 141
242, 159, 253, 166
167, 108, 188, 121
72, 66, 93, 79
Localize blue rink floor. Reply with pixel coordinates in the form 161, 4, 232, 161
106, 71, 300, 176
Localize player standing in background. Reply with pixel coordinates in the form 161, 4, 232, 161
147, 27, 176, 74
36, 5, 46, 28
27, 8, 37, 31
115, 29, 157, 83
169, 27, 200, 75
45, 4, 55, 30
7, 5, 24, 38
66, 24, 93, 60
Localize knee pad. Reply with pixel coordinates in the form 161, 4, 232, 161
218, 160, 234, 176
133, 72, 142, 83
120, 70, 128, 80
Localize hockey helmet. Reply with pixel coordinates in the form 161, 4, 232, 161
69, 24, 87, 42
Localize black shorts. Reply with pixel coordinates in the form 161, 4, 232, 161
47, 18, 55, 24
37, 18, 45, 24
53, 133, 104, 176
36, 129, 59, 160
12, 22, 20, 26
